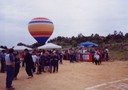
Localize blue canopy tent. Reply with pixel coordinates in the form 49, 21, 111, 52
79, 41, 98, 47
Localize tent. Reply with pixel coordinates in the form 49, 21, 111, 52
14, 46, 31, 50
38, 43, 62, 49
0, 48, 3, 51
79, 41, 98, 47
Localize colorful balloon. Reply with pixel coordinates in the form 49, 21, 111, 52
28, 17, 54, 43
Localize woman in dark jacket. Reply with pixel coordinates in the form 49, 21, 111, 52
24, 49, 34, 78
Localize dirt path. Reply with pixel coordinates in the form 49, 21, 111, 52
0, 61, 128, 90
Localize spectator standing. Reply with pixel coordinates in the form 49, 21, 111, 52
24, 49, 34, 79
53, 52, 60, 73
69, 48, 75, 63
38, 52, 45, 73
14, 51, 20, 80
5, 48, 15, 90
0, 50, 6, 73
31, 51, 38, 73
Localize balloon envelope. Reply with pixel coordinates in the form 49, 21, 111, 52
28, 17, 54, 43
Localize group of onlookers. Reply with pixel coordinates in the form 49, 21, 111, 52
0, 48, 62, 90
23, 49, 62, 77
0, 47, 109, 90
62, 47, 109, 65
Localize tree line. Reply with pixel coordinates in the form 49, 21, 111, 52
48, 30, 128, 48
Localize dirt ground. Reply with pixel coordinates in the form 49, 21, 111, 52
0, 60, 128, 90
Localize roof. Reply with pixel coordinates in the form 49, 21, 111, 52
38, 43, 62, 49
14, 46, 32, 50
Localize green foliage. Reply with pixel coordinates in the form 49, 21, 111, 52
49, 30, 128, 48
109, 49, 128, 61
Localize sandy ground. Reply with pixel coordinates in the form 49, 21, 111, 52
0, 60, 128, 90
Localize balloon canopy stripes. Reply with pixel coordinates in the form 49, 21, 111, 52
28, 17, 54, 43
35, 37, 49, 43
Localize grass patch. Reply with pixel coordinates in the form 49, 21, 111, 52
109, 50, 128, 61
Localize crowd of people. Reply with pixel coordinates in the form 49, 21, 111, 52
62, 47, 109, 64
0, 48, 62, 90
0, 47, 109, 90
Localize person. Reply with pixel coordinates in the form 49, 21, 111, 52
24, 49, 34, 79
5, 48, 15, 90
105, 48, 109, 61
49, 52, 54, 73
90, 49, 95, 64
75, 48, 80, 62
58, 51, 63, 64
38, 52, 45, 74
53, 52, 59, 73
94, 51, 101, 65
14, 51, 20, 80
21, 52, 25, 67
0, 50, 6, 73
69, 48, 75, 63
36, 53, 41, 74
31, 51, 38, 73
43, 51, 50, 72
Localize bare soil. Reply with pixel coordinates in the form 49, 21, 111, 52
0, 60, 128, 90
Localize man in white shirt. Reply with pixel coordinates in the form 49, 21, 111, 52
32, 52, 38, 72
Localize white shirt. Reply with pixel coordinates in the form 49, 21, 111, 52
32, 55, 38, 63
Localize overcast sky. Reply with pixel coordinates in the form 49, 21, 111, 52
0, 0, 128, 47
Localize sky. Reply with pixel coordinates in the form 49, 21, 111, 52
0, 0, 128, 47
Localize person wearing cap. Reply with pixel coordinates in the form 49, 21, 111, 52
5, 48, 15, 90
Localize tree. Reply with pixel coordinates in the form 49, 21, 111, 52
118, 31, 123, 36
114, 30, 118, 36
125, 33, 128, 38
78, 33, 84, 38
91, 33, 94, 38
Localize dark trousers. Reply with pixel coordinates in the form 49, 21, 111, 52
42, 64, 45, 72
70, 55, 74, 63
37, 65, 41, 74
32, 65, 36, 73
6, 65, 15, 88
22, 61, 25, 67
14, 63, 20, 78
59, 59, 63, 64
37, 63, 43, 74
95, 60, 101, 65
25, 64, 33, 76
1, 59, 6, 73
49, 63, 52, 73
53, 61, 58, 72
92, 55, 95, 63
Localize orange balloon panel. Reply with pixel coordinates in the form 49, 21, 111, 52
28, 17, 54, 43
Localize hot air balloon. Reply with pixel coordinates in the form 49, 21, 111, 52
28, 17, 54, 44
